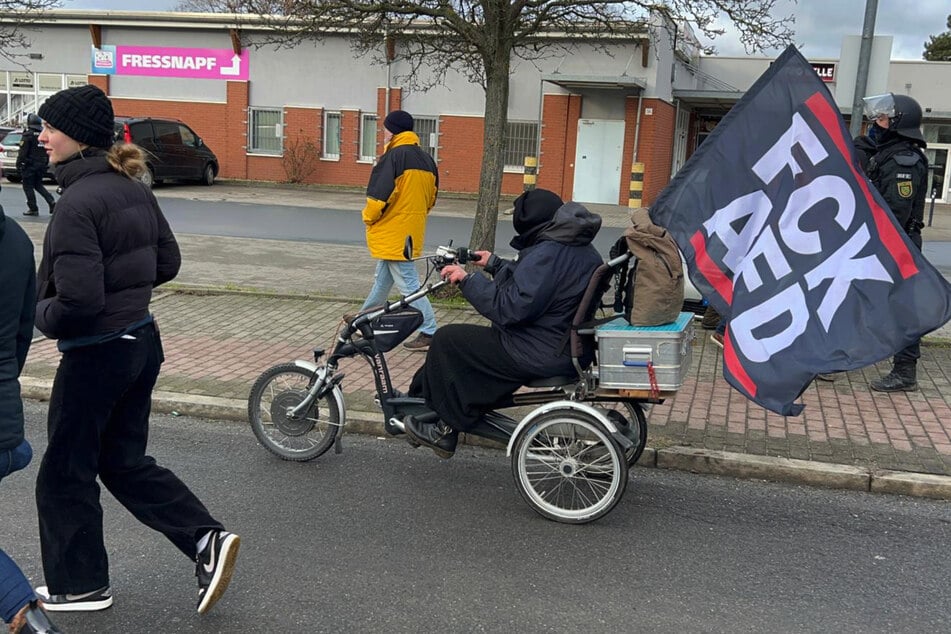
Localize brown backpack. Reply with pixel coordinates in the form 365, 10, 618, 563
611, 207, 684, 326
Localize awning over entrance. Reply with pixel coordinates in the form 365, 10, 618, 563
542, 74, 645, 92
671, 89, 743, 117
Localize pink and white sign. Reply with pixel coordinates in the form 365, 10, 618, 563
92, 45, 250, 81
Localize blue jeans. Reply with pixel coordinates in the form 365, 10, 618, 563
1, 439, 36, 624
361, 260, 437, 335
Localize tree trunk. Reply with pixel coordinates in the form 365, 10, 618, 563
468, 55, 510, 252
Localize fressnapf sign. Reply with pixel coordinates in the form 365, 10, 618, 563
91, 45, 249, 81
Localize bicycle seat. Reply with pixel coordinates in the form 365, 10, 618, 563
524, 375, 578, 388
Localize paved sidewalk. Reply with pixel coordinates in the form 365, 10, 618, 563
17, 183, 951, 497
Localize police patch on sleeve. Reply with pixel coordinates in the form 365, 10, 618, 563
897, 181, 913, 198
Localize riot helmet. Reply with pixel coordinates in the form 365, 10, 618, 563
862, 93, 925, 145
26, 113, 42, 132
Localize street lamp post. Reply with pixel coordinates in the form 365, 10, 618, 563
849, 0, 879, 138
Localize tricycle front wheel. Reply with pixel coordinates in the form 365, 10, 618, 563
248, 363, 341, 461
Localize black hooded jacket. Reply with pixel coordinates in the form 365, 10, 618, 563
459, 201, 603, 376
35, 151, 180, 341
0, 207, 36, 451
16, 127, 49, 173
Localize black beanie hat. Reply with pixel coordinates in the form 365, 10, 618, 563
38, 84, 115, 148
384, 110, 414, 135
512, 188, 563, 235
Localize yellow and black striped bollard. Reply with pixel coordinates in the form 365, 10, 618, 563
629, 162, 644, 208
523, 156, 537, 192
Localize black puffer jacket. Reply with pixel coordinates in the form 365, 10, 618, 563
35, 151, 180, 340
0, 207, 36, 451
459, 202, 603, 376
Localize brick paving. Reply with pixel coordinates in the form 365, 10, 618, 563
23, 290, 951, 476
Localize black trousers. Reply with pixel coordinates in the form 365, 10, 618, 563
36, 322, 222, 593
895, 231, 923, 367
21, 166, 54, 212
409, 324, 539, 431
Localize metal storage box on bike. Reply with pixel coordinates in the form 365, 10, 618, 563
595, 312, 694, 390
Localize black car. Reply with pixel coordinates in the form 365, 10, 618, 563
114, 116, 218, 187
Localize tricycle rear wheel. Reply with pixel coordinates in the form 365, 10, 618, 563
511, 409, 628, 524
603, 402, 648, 467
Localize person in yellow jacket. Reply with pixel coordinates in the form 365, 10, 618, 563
360, 110, 440, 350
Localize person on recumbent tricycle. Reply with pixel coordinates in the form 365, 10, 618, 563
403, 188, 603, 458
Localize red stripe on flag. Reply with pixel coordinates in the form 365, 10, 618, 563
804, 92, 918, 279
723, 327, 757, 398
689, 230, 733, 305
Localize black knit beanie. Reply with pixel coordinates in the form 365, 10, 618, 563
38, 85, 115, 148
384, 110, 414, 135
512, 188, 563, 235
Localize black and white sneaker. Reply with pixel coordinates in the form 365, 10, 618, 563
34, 585, 113, 612
195, 530, 240, 615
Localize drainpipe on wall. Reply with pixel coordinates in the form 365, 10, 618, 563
535, 78, 544, 180
384, 30, 393, 114
632, 93, 644, 163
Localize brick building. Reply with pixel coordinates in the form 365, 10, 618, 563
2, 9, 949, 205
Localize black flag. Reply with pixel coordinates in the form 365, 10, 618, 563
651, 45, 951, 416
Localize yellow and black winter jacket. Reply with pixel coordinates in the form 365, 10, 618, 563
362, 131, 438, 259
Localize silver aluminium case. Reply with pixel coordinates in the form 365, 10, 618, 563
594, 313, 694, 390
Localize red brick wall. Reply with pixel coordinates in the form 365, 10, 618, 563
224, 81, 249, 179
621, 96, 640, 206
538, 94, 571, 199
634, 98, 676, 206
92, 76, 676, 199
436, 115, 481, 194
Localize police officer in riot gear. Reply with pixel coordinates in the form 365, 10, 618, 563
18, 113, 56, 216
861, 93, 929, 392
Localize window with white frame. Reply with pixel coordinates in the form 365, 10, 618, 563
359, 113, 378, 161
323, 111, 342, 159
248, 107, 283, 155
413, 115, 438, 160
503, 120, 539, 171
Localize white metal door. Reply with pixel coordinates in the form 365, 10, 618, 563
572, 119, 625, 204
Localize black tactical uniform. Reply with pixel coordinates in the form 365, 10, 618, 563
862, 94, 929, 392
18, 114, 56, 216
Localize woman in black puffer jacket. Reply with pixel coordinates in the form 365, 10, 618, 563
32, 85, 239, 617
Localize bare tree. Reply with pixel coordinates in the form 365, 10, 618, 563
0, 0, 62, 65
217, 1, 796, 251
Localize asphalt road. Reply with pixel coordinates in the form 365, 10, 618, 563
4, 400, 949, 633
5, 180, 948, 275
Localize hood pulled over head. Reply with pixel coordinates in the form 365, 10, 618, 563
510, 188, 563, 250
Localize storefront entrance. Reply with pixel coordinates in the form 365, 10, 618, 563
926, 145, 949, 203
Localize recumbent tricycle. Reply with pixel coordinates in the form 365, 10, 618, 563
247, 240, 693, 524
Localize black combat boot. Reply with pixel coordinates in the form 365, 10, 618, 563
870, 362, 917, 392
404, 416, 458, 459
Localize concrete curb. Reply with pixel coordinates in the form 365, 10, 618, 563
19, 378, 951, 502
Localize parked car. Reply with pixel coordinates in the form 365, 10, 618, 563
0, 129, 55, 183
114, 116, 218, 187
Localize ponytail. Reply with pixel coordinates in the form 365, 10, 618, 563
106, 142, 147, 180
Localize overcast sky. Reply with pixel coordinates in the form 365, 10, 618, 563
63, 0, 949, 61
